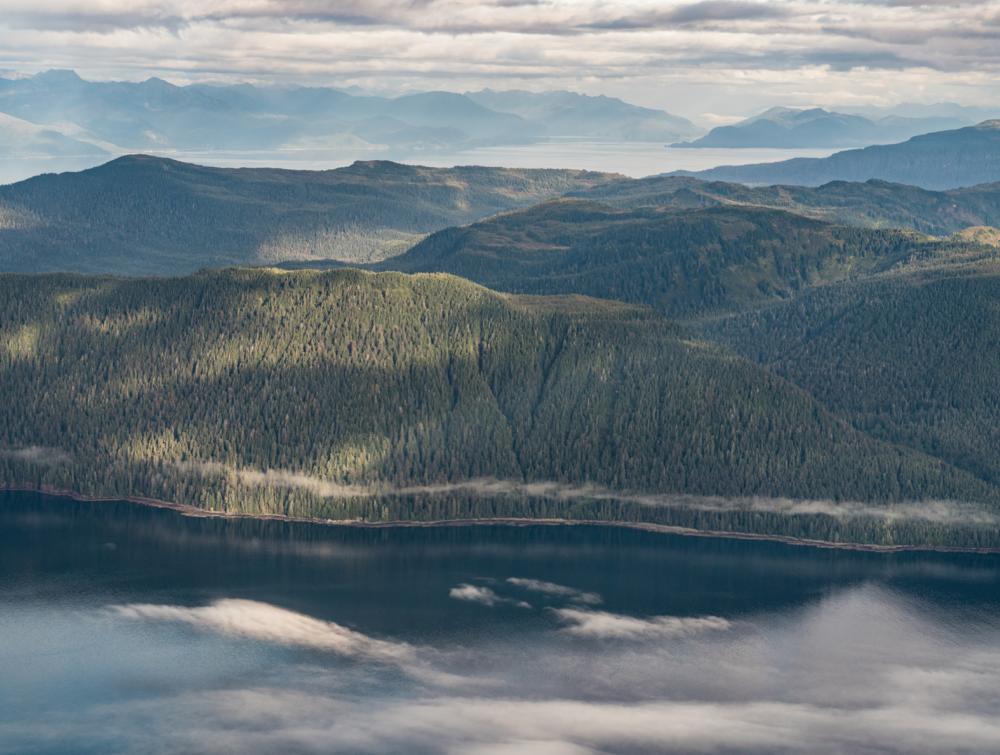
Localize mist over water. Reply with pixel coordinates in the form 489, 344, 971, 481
0, 144, 838, 185
2, 490, 1000, 754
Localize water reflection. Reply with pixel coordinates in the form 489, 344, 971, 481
2, 491, 999, 754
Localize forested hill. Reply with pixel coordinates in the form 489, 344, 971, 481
2, 268, 994, 546
701, 252, 1000, 491
381, 199, 968, 319
0, 155, 616, 275
571, 176, 1000, 236
670, 120, 1000, 190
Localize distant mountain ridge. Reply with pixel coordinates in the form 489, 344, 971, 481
670, 121, 1000, 189
466, 89, 698, 141
673, 106, 969, 149
381, 199, 958, 319
0, 70, 698, 160
0, 155, 617, 274
570, 174, 1000, 235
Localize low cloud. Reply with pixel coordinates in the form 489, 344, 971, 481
0, 445, 71, 466
449, 584, 530, 609
170, 462, 1000, 529
552, 607, 731, 639
506, 578, 602, 605
172, 461, 370, 498
110, 598, 448, 679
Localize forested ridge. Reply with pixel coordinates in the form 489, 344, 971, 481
383, 200, 974, 319
0, 155, 616, 274
701, 256, 1000, 491
571, 176, 1000, 236
2, 268, 996, 547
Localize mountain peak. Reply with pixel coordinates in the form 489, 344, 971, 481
34, 69, 83, 85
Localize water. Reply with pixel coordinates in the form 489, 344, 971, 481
0, 143, 837, 185
2, 490, 999, 754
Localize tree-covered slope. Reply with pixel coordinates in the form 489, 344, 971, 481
2, 268, 993, 544
671, 120, 1000, 190
0, 155, 616, 274
382, 199, 957, 319
572, 176, 1000, 236
701, 254, 1000, 489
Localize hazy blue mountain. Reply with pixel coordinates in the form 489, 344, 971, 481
670, 121, 1000, 189
0, 155, 616, 274
0, 71, 696, 156
0, 112, 108, 159
842, 101, 1000, 124
673, 107, 964, 149
466, 89, 698, 140
571, 174, 1000, 235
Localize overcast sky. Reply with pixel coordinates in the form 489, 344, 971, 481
1, 0, 998, 119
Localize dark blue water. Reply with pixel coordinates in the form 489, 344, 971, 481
2, 491, 1000, 754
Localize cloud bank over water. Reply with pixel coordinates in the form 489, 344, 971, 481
552, 607, 731, 639
171, 461, 1000, 528
111, 599, 443, 679
449, 584, 531, 609
506, 578, 602, 606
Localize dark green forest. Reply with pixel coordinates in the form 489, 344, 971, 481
384, 200, 978, 319
3, 268, 996, 547
0, 155, 615, 274
572, 175, 1000, 236
702, 257, 1000, 490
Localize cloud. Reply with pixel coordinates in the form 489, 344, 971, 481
109, 598, 454, 680
171, 463, 1000, 529
449, 584, 530, 609
585, 1, 789, 30
505, 578, 602, 605
0, 445, 72, 466
1, 0, 1000, 116
551, 607, 731, 639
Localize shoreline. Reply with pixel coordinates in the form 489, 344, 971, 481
3, 482, 1000, 555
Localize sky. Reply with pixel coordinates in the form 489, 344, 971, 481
1, 0, 999, 119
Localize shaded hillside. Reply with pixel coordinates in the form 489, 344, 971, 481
572, 176, 1000, 236
671, 121, 1000, 190
701, 253, 1000, 488
0, 156, 616, 274
382, 199, 949, 319
1, 268, 995, 546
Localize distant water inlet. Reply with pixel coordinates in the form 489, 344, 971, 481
0, 144, 839, 185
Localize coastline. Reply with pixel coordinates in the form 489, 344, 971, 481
3, 481, 999, 555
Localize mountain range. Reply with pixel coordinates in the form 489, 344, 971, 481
0, 70, 698, 162
0, 155, 615, 273
6, 154, 1000, 277
570, 175, 1000, 235
4, 151, 1000, 545
673, 106, 972, 149
672, 120, 1000, 189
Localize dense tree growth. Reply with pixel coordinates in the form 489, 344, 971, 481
0, 156, 616, 274
572, 175, 1000, 236
702, 256, 1000, 490
2, 268, 995, 546
384, 200, 973, 319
